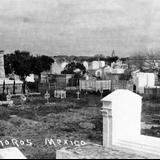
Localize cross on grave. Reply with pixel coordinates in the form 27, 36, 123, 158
6, 91, 12, 102
61, 90, 66, 99
20, 94, 27, 107
25, 88, 29, 97
76, 90, 80, 100
44, 91, 50, 104
100, 85, 104, 97
6, 91, 14, 107
21, 94, 27, 102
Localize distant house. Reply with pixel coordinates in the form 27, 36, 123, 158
88, 61, 105, 70
51, 61, 68, 75
83, 61, 89, 70
61, 62, 68, 70
133, 72, 156, 94
86, 64, 126, 80
51, 62, 63, 75
26, 74, 35, 83
103, 73, 124, 81
111, 59, 128, 74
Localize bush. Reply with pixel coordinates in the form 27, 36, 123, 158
26, 82, 38, 92
0, 94, 6, 101
0, 107, 10, 120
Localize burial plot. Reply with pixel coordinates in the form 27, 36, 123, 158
101, 89, 160, 157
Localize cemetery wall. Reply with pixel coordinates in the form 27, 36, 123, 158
103, 73, 123, 81
80, 80, 111, 91
0, 83, 23, 94
144, 87, 160, 99
111, 80, 133, 91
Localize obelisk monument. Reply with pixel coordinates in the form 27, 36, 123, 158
0, 50, 5, 79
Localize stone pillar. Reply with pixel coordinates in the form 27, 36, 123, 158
0, 50, 5, 79
101, 101, 112, 148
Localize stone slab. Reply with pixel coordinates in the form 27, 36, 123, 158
56, 143, 149, 159
0, 147, 27, 159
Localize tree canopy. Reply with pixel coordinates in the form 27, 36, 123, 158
61, 62, 86, 75
4, 50, 54, 80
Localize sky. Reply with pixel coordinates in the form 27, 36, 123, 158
0, 0, 160, 57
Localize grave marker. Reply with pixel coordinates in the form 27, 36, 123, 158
6, 92, 11, 102
44, 90, 50, 104
76, 90, 80, 100
54, 90, 66, 99
101, 89, 142, 147
61, 90, 66, 99
6, 91, 14, 107
101, 89, 160, 157
21, 94, 27, 101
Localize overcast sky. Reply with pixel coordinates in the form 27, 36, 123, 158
0, 0, 160, 57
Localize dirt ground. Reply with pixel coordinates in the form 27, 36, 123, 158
0, 93, 103, 159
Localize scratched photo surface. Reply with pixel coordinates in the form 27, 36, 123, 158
0, 0, 160, 159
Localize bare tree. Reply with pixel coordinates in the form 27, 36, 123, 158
128, 51, 160, 73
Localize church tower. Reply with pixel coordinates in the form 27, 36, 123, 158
111, 50, 115, 57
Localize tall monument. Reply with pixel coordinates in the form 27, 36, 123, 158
0, 50, 5, 79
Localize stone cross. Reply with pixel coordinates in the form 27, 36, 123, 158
44, 91, 50, 104
21, 94, 27, 102
100, 85, 103, 97
76, 90, 80, 100
20, 94, 27, 108
6, 91, 11, 102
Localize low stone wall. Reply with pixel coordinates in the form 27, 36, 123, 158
144, 87, 160, 99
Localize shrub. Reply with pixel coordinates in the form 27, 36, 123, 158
0, 107, 9, 120
0, 94, 6, 101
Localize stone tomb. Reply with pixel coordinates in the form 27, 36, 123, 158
56, 89, 160, 159
0, 147, 27, 159
54, 90, 66, 99
101, 89, 160, 157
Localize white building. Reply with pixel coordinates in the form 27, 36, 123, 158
83, 61, 89, 70
26, 74, 35, 83
134, 72, 155, 94
88, 61, 105, 70
51, 61, 68, 74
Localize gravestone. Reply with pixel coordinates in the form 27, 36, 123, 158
44, 91, 50, 104
101, 89, 160, 157
76, 90, 80, 100
0, 147, 27, 159
54, 90, 66, 99
20, 94, 27, 104
61, 90, 66, 99
101, 89, 142, 145
6, 91, 11, 102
